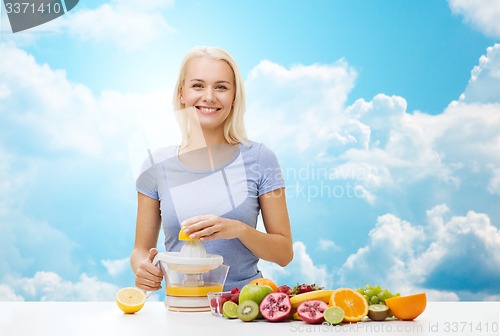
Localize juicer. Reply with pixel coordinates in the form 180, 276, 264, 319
151, 239, 229, 311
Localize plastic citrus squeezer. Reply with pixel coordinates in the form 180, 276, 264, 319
151, 230, 229, 311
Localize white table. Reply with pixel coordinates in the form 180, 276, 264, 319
1, 301, 499, 336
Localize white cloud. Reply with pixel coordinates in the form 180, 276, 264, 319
108, 0, 174, 11
420, 289, 460, 301
292, 242, 331, 287
246, 44, 500, 208
353, 184, 376, 205
341, 95, 463, 188
62, 0, 174, 50
487, 166, 500, 195
0, 0, 175, 50
102, 258, 129, 277
1, 0, 175, 50
484, 293, 500, 301
340, 214, 426, 287
258, 241, 333, 288
337, 204, 500, 300
0, 43, 178, 159
0, 83, 10, 99
0, 146, 31, 212
3, 272, 119, 301
257, 260, 289, 285
449, 0, 500, 38
246, 59, 358, 155
0, 284, 24, 301
426, 207, 500, 281
318, 239, 341, 252
0, 209, 79, 279
459, 43, 500, 103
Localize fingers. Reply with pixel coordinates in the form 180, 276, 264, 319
183, 216, 216, 234
135, 277, 162, 291
181, 215, 241, 240
181, 214, 215, 228
181, 216, 241, 240
194, 225, 220, 240
135, 267, 163, 290
185, 220, 220, 240
135, 253, 163, 291
148, 247, 158, 262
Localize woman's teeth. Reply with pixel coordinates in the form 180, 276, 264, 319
199, 107, 218, 113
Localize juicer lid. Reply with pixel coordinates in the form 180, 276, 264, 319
159, 252, 223, 266
152, 251, 224, 273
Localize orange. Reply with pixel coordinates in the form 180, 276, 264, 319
248, 278, 278, 292
385, 292, 426, 320
329, 288, 368, 322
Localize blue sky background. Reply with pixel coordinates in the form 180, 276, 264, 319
1, 0, 499, 301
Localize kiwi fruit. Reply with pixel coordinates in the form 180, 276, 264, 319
237, 300, 259, 322
368, 304, 390, 321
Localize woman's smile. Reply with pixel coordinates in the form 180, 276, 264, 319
196, 105, 221, 115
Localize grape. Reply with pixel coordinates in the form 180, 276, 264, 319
377, 289, 390, 301
359, 284, 396, 305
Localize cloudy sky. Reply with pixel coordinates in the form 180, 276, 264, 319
1, 0, 499, 302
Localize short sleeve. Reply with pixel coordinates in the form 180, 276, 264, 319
256, 143, 285, 196
136, 157, 159, 200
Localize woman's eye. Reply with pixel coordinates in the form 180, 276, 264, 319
192, 83, 203, 88
215, 85, 228, 90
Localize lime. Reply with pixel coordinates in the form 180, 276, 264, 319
324, 306, 344, 325
222, 301, 238, 319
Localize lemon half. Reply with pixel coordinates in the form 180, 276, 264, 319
116, 287, 146, 314
178, 227, 197, 241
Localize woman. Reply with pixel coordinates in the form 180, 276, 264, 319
131, 46, 293, 291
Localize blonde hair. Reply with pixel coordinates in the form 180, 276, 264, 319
173, 46, 248, 147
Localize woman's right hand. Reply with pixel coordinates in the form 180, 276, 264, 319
135, 248, 163, 291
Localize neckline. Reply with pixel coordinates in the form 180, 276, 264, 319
175, 143, 241, 174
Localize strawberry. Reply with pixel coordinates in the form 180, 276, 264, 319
277, 285, 292, 296
291, 283, 324, 295
299, 284, 313, 293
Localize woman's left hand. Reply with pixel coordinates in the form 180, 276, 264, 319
181, 215, 244, 241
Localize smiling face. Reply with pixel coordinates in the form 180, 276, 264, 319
180, 57, 236, 134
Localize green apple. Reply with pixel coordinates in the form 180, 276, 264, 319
238, 284, 273, 305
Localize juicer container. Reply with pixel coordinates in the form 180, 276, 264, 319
161, 262, 230, 293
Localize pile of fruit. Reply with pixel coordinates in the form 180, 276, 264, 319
211, 279, 426, 324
